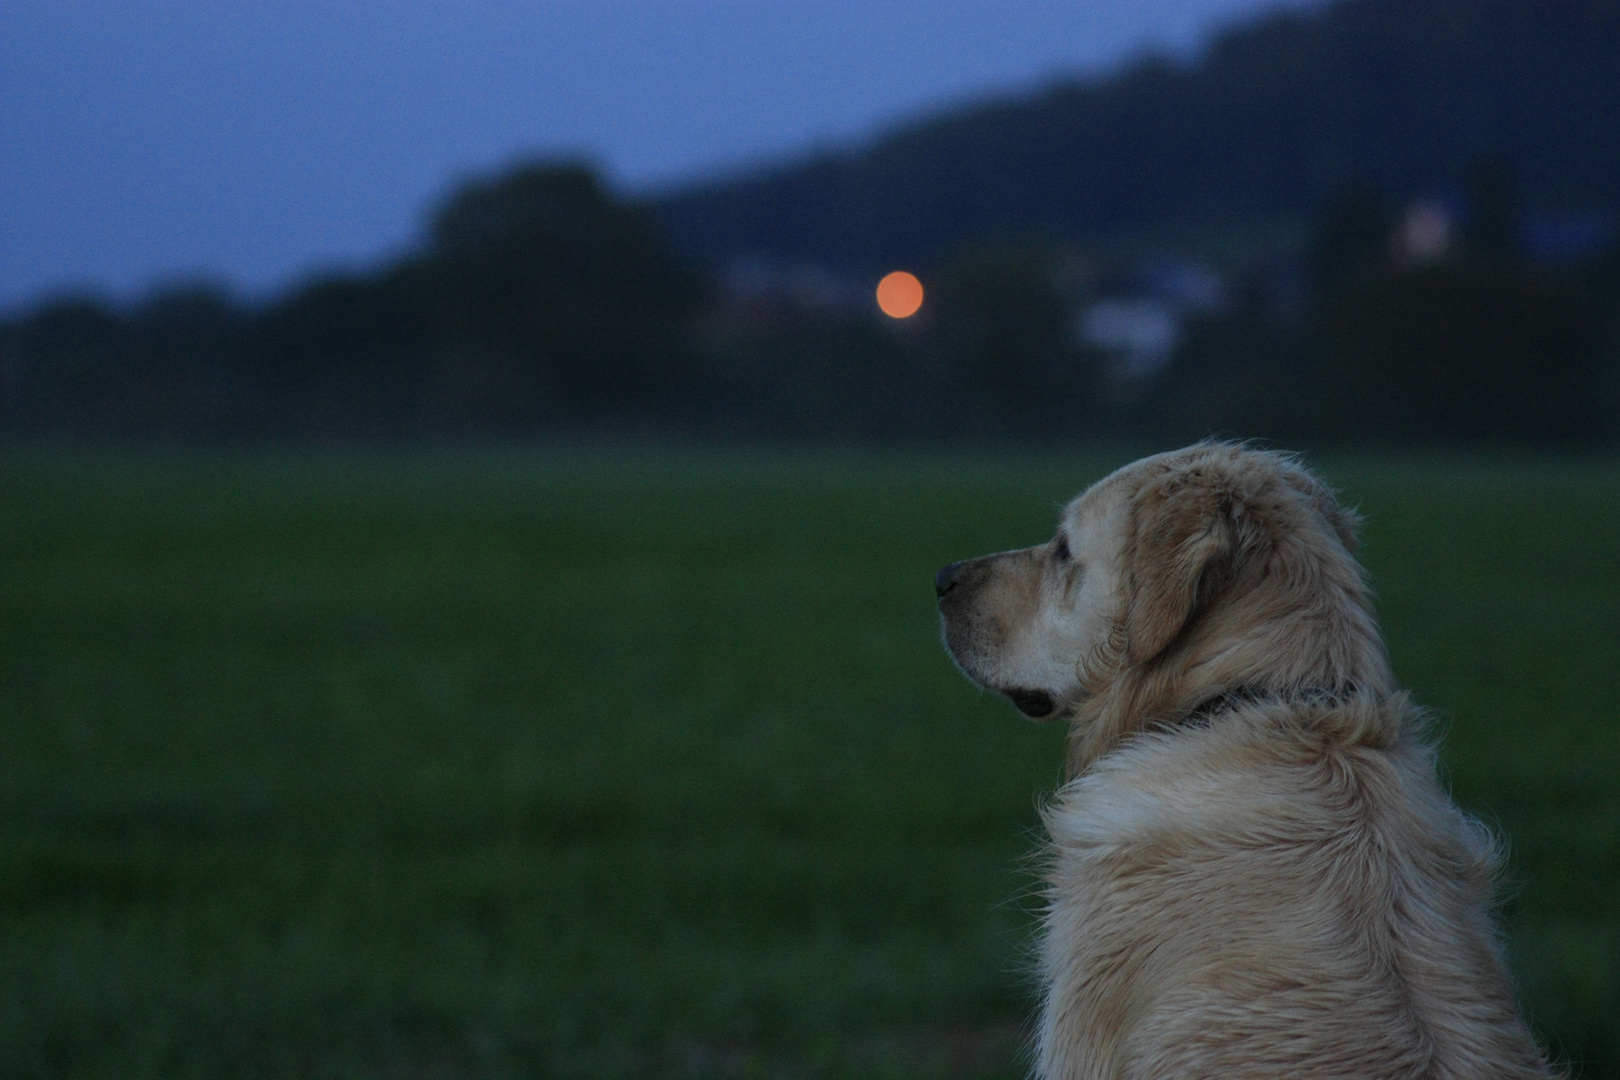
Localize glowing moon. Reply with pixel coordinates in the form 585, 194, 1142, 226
876, 271, 924, 318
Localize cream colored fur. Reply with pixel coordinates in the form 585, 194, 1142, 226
936, 443, 1554, 1080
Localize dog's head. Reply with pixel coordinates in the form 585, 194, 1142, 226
937, 443, 1391, 758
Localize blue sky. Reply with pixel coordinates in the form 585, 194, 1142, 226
0, 0, 1317, 310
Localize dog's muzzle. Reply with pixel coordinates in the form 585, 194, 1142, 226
1005, 688, 1056, 718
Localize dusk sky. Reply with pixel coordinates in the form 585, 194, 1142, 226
1, 0, 1319, 311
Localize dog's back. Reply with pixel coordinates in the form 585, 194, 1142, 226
1039, 693, 1553, 1080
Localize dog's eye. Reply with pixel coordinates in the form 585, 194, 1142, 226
1054, 535, 1071, 561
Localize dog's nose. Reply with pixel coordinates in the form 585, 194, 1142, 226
935, 561, 966, 598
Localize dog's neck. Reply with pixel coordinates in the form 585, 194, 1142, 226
1180, 684, 1280, 726
1179, 682, 1363, 726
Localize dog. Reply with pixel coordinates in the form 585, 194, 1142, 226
936, 443, 1553, 1079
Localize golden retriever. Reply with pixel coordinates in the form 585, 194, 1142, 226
936, 443, 1553, 1080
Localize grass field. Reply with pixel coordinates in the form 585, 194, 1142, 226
0, 447, 1615, 1079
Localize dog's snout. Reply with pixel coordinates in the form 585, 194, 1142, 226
936, 560, 968, 598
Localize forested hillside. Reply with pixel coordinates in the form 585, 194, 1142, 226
657, 0, 1620, 269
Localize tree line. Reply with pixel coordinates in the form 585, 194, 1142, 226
0, 165, 705, 439
2, 155, 1616, 446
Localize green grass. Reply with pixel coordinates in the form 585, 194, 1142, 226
0, 447, 1615, 1078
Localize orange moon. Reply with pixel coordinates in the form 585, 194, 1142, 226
876, 271, 924, 318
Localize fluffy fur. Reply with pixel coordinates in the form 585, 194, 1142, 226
936, 443, 1553, 1080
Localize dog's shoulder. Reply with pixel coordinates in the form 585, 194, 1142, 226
1045, 696, 1411, 856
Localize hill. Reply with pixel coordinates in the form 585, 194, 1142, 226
654, 0, 1620, 270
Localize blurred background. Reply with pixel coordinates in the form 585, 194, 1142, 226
1, 0, 1616, 1077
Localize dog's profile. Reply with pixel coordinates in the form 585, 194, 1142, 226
937, 443, 1553, 1080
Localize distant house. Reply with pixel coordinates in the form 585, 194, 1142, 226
1073, 258, 1228, 386
1393, 201, 1454, 264
1076, 298, 1181, 381
1142, 260, 1228, 315
717, 257, 868, 319
1521, 214, 1617, 263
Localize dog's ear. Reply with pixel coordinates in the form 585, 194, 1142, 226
1123, 470, 1236, 665
1280, 469, 1361, 554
